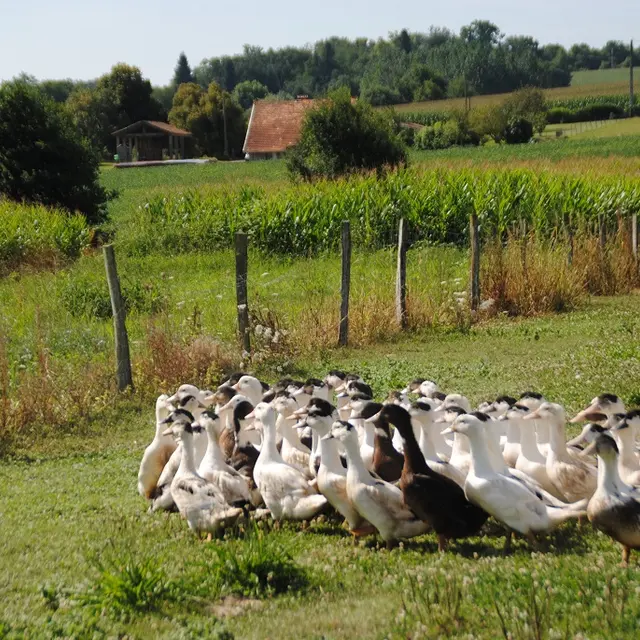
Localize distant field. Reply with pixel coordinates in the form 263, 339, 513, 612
571, 67, 640, 86
393, 81, 637, 114
571, 116, 640, 139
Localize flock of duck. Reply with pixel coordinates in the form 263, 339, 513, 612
137, 373, 640, 564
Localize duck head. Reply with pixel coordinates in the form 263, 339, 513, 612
523, 401, 565, 425
570, 393, 626, 423
160, 409, 202, 440
518, 391, 545, 412
322, 420, 358, 443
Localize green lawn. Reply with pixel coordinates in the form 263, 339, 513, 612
2, 296, 640, 638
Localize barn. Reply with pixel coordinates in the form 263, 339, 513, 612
112, 120, 192, 162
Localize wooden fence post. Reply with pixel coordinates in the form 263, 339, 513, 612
103, 245, 133, 392
339, 221, 351, 347
520, 218, 528, 283
599, 216, 607, 251
565, 213, 574, 267
395, 218, 408, 329
632, 213, 638, 260
469, 213, 480, 311
235, 232, 251, 354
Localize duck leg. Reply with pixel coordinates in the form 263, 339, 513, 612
503, 530, 513, 556
437, 534, 449, 553
621, 545, 631, 567
386, 538, 399, 551
526, 531, 539, 551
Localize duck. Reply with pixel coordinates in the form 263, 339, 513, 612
223, 395, 260, 476
196, 411, 259, 506
435, 406, 473, 477
570, 393, 626, 425
524, 403, 597, 502
409, 399, 452, 461
137, 394, 177, 499
402, 378, 439, 399
610, 412, 640, 486
213, 384, 239, 458
150, 395, 210, 512
378, 404, 488, 551
508, 404, 566, 500
162, 411, 244, 536
324, 420, 430, 548
445, 413, 586, 552
250, 402, 327, 521
518, 392, 549, 455
407, 401, 465, 487
366, 407, 404, 483
167, 384, 215, 408
233, 375, 268, 407
294, 398, 374, 536
584, 433, 640, 565
346, 393, 378, 471
273, 393, 313, 479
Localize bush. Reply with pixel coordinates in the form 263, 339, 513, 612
287, 88, 407, 180
547, 107, 574, 124
414, 112, 479, 150
547, 103, 625, 124
0, 80, 110, 224
502, 87, 548, 134
503, 118, 534, 144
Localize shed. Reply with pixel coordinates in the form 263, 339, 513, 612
112, 120, 192, 162
242, 98, 317, 160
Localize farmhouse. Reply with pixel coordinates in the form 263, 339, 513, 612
242, 98, 317, 160
112, 120, 192, 162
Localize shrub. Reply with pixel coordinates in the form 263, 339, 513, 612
547, 107, 574, 124
502, 87, 548, 134
0, 80, 110, 224
503, 117, 534, 144
287, 88, 407, 180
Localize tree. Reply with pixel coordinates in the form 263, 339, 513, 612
172, 52, 194, 88
287, 88, 407, 180
0, 80, 109, 224
233, 80, 269, 110
169, 82, 246, 158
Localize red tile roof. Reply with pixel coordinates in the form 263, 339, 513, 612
112, 120, 192, 137
243, 99, 317, 154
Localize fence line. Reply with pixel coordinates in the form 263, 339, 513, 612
339, 221, 352, 347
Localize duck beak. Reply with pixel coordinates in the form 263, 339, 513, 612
245, 410, 256, 420
231, 383, 240, 391
364, 410, 382, 424
580, 441, 597, 457
522, 408, 541, 421
291, 406, 309, 419
336, 391, 349, 399
441, 427, 454, 435
566, 426, 590, 447
160, 415, 174, 424
293, 420, 308, 430
167, 393, 179, 403
161, 427, 173, 436
321, 433, 334, 441
570, 407, 601, 423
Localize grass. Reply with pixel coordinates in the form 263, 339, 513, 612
392, 81, 639, 114
2, 296, 640, 637
571, 67, 640, 86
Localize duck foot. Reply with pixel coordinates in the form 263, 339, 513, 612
437, 534, 449, 553
386, 539, 399, 551
621, 545, 631, 567
527, 532, 539, 551
503, 531, 513, 556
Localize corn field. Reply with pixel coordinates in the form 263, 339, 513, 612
128, 168, 640, 257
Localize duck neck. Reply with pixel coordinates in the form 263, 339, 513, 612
505, 420, 520, 445
535, 419, 550, 446
616, 431, 639, 468
485, 428, 507, 472
178, 435, 197, 476
547, 421, 568, 458
599, 454, 625, 495
277, 413, 307, 452
519, 421, 546, 462
258, 420, 281, 461
204, 427, 227, 467
342, 436, 373, 483
398, 426, 431, 476
452, 431, 470, 456
319, 435, 345, 473
464, 430, 495, 478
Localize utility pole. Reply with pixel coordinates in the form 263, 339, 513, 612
222, 97, 229, 159
631, 40, 635, 113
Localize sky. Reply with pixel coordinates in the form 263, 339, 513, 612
1, 0, 639, 86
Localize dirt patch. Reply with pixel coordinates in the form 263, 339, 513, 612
210, 596, 264, 618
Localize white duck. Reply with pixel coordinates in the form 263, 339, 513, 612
162, 412, 244, 536
610, 412, 640, 486
137, 394, 177, 499
436, 406, 472, 477
250, 402, 327, 521
525, 403, 597, 502
570, 393, 626, 425
445, 414, 585, 551
295, 399, 374, 536
233, 375, 266, 407
517, 392, 548, 455
347, 393, 377, 472
324, 420, 430, 548
273, 393, 313, 479
196, 411, 258, 506
167, 384, 215, 408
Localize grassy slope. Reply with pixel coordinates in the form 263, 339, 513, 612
571, 67, 640, 86
392, 80, 639, 114
2, 297, 640, 638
